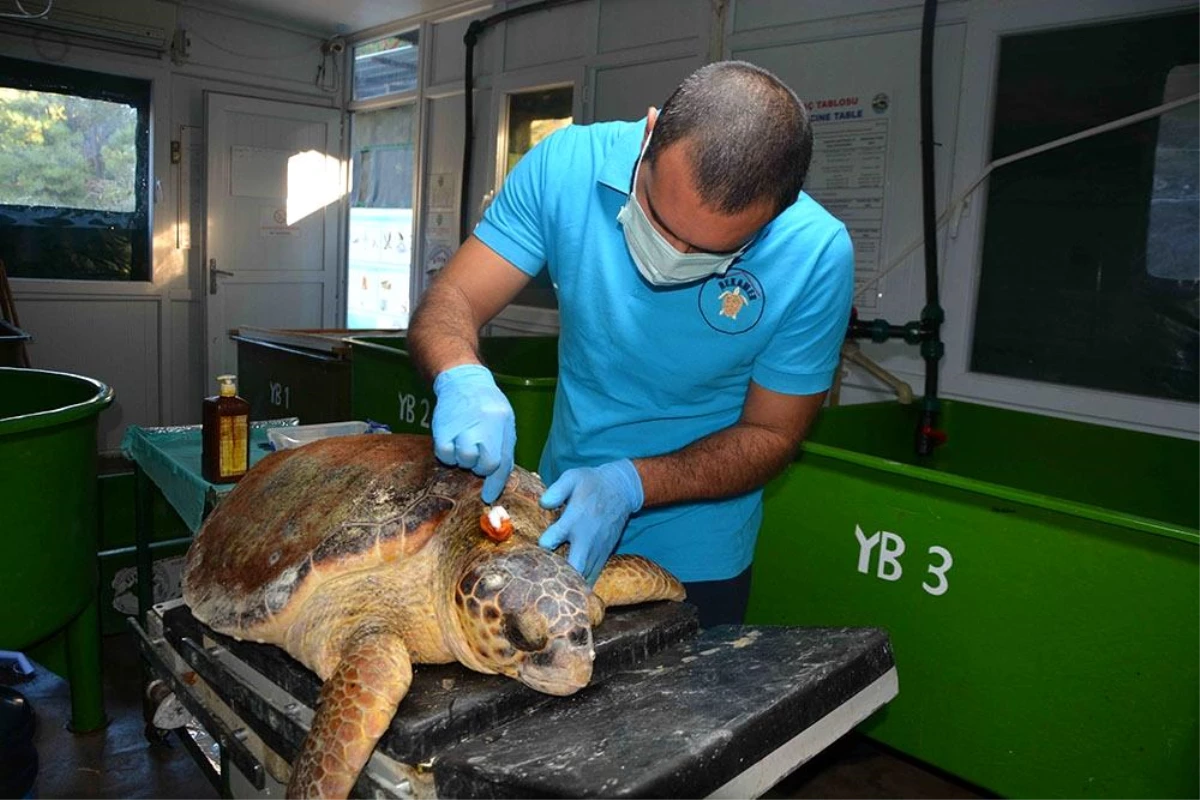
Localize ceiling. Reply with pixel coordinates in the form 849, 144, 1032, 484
184, 0, 474, 35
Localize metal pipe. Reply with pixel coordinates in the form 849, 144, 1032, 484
835, 341, 915, 406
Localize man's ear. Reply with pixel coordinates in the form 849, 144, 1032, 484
641, 107, 658, 149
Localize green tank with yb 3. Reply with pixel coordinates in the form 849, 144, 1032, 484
747, 399, 1199, 799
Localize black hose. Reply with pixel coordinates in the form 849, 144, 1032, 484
460, 21, 481, 244
459, 0, 590, 244
915, 0, 944, 455
919, 1, 938, 312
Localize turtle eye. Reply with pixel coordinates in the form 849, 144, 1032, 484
503, 610, 548, 652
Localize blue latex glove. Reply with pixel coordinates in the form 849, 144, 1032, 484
537, 459, 644, 584
432, 364, 516, 504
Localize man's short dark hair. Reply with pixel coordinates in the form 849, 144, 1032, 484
645, 60, 812, 218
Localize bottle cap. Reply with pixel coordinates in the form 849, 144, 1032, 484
216, 374, 238, 397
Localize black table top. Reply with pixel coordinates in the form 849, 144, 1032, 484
156, 602, 893, 798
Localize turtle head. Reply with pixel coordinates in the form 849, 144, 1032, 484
452, 547, 594, 695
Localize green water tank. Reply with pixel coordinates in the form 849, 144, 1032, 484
0, 367, 114, 732
349, 335, 558, 471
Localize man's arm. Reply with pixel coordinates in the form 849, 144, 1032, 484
407, 236, 535, 503
634, 381, 825, 507
407, 235, 534, 381
537, 381, 825, 583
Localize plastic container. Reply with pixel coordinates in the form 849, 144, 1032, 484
201, 374, 250, 484
0, 367, 114, 732
232, 328, 355, 424
349, 336, 558, 471
266, 420, 376, 450
746, 399, 1198, 799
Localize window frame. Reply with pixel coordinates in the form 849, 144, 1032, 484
478, 67, 582, 323
0, 54, 152, 282
941, 0, 1198, 438
343, 24, 426, 329
351, 29, 421, 106
492, 77, 578, 313
492, 76, 579, 194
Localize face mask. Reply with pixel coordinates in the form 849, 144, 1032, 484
617, 131, 747, 286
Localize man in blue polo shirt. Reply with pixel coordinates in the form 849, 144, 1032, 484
409, 61, 853, 627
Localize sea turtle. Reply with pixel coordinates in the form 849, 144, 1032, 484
181, 433, 685, 799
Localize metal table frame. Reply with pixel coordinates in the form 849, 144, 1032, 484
124, 419, 298, 625
133, 599, 898, 799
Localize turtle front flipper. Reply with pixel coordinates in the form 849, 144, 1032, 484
286, 626, 412, 799
590, 554, 686, 624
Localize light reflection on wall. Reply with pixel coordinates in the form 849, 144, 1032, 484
286, 150, 347, 226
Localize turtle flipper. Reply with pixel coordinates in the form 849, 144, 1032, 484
593, 554, 686, 613
286, 627, 412, 799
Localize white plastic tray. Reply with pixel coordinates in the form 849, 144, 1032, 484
266, 420, 376, 450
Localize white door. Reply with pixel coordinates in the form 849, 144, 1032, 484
205, 92, 344, 382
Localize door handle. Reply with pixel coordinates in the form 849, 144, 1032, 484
208, 259, 234, 295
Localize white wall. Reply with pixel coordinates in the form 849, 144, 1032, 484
727, 0, 968, 413
4, 0, 1194, 451
420, 0, 1198, 439
419, 4, 496, 296
1, 0, 344, 452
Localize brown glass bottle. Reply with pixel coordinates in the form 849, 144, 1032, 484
201, 374, 250, 484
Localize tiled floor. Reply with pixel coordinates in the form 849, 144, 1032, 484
7, 633, 987, 799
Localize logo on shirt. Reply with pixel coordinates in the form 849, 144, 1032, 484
718, 286, 749, 320
699, 269, 764, 334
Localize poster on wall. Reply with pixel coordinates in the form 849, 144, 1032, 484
347, 207, 413, 329
803, 92, 891, 312
424, 209, 457, 275
259, 206, 301, 237
428, 173, 457, 211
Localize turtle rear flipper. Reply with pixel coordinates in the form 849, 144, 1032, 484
591, 554, 686, 624
287, 627, 412, 799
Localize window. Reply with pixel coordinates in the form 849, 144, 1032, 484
503, 85, 574, 310
971, 11, 1198, 402
505, 86, 573, 176
353, 32, 419, 102
0, 56, 150, 281
347, 105, 416, 329
346, 30, 421, 329
1146, 64, 1198, 284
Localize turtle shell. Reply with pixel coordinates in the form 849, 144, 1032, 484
181, 433, 548, 635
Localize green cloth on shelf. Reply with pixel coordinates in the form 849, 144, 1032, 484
120, 419, 297, 533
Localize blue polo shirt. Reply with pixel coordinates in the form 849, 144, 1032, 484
474, 118, 853, 582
